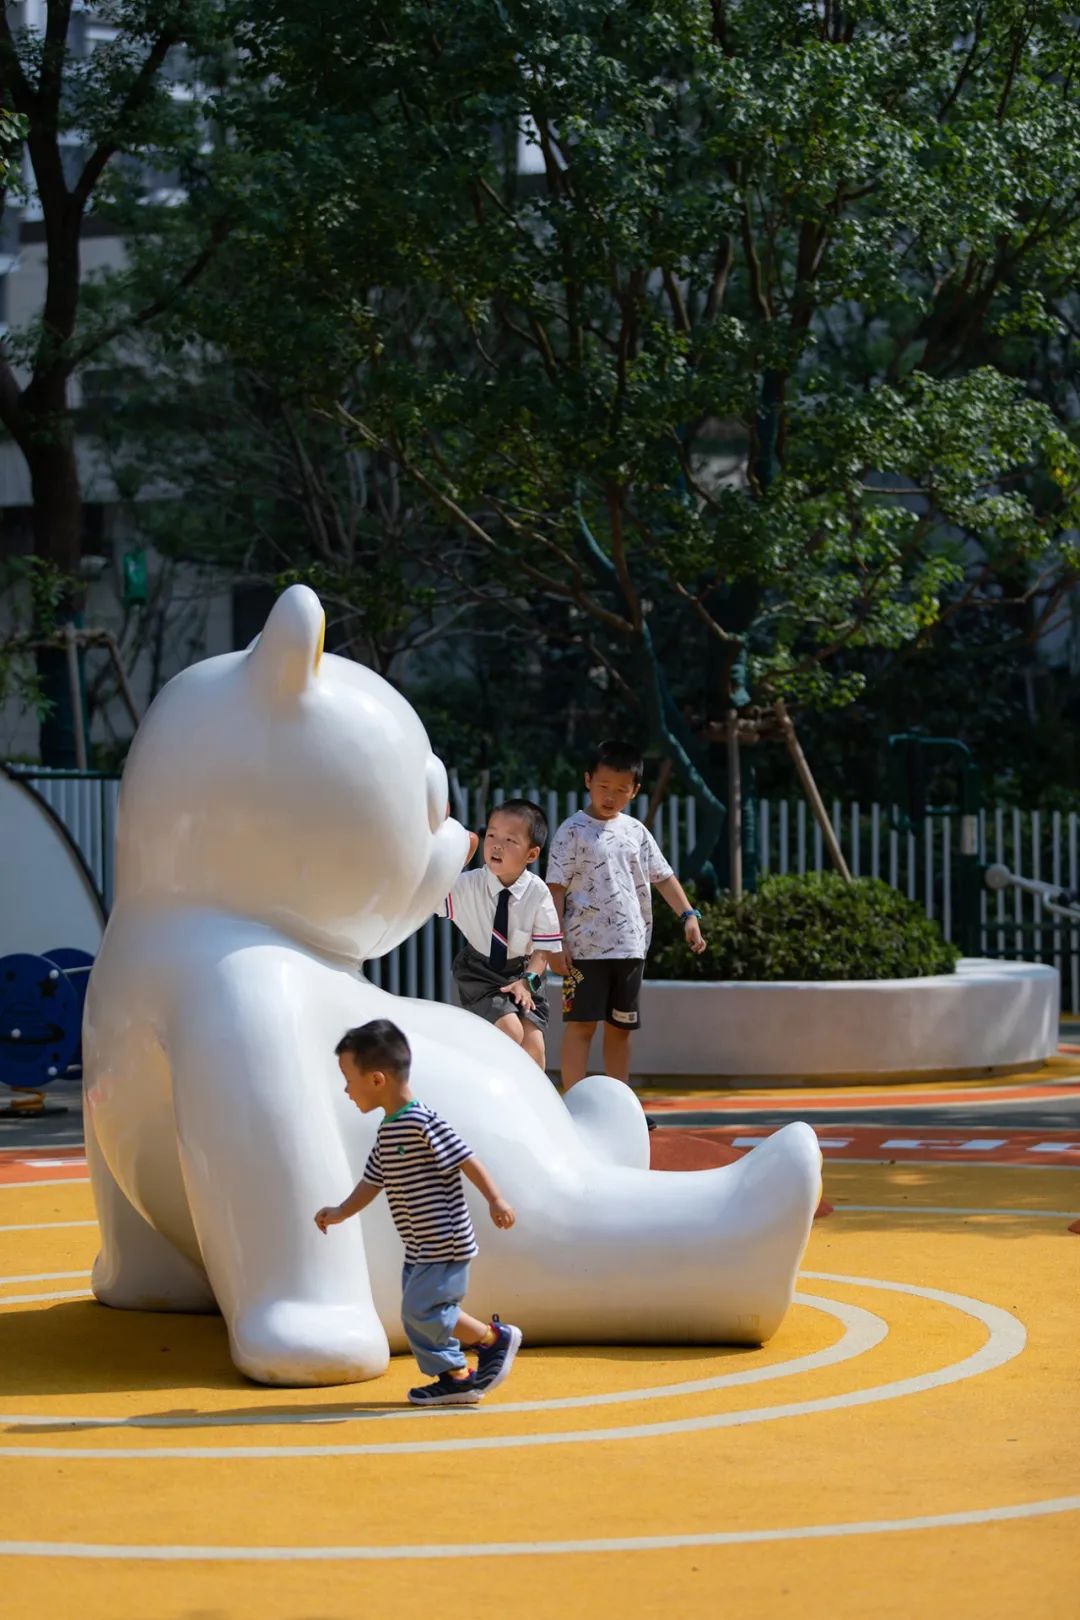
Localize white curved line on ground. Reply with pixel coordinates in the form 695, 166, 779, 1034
1, 1289, 92, 1305
0, 1220, 95, 1233
830, 1159, 1068, 1171
838, 1206, 1077, 1218
1, 1496, 1077, 1562
0, 1271, 90, 1284
0, 1283, 884, 1426
0, 1272, 1025, 1459
0, 1178, 90, 1190
0, 1206, 1068, 1232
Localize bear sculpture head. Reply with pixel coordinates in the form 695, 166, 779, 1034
115, 586, 470, 962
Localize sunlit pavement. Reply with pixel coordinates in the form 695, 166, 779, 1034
0, 1052, 1077, 1618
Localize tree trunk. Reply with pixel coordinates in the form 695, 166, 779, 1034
23, 386, 88, 765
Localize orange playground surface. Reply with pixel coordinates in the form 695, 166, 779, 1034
1, 1068, 1078, 1619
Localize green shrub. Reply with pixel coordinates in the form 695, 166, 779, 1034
648, 872, 961, 982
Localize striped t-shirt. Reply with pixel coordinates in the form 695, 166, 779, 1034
361, 1101, 478, 1264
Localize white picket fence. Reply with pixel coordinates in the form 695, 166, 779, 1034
12, 769, 1080, 1010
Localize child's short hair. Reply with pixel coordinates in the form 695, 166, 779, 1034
587, 739, 644, 784
335, 1019, 412, 1077
490, 797, 548, 851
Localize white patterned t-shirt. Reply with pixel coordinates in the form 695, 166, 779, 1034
546, 810, 673, 960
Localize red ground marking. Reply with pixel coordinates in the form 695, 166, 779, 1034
0, 1145, 88, 1185
672, 1124, 1080, 1166
649, 1130, 834, 1216
1, 1126, 1076, 1187
644, 1081, 1080, 1113
650, 1132, 743, 1171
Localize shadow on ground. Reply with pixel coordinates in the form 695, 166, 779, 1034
0, 1300, 759, 1427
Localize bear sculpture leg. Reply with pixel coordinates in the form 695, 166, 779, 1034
86, 1101, 218, 1314
167, 975, 391, 1387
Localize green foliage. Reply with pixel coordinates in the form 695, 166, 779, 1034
13, 1, 1076, 797
648, 871, 961, 982
0, 556, 69, 719
228, 0, 1080, 814
0, 106, 26, 192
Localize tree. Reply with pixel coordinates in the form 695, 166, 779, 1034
102, 207, 527, 682
0, 1, 230, 759
241, 0, 1080, 876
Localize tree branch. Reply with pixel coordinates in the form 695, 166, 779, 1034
703, 234, 733, 321
66, 215, 231, 370
71, 17, 186, 214
937, 13, 986, 122
40, 1, 73, 118
337, 407, 635, 635
667, 576, 742, 645
739, 190, 772, 321
0, 9, 36, 115
606, 482, 641, 630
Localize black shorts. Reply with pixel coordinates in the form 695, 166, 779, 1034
452, 946, 549, 1030
562, 959, 644, 1029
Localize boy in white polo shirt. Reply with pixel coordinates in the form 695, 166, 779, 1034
546, 741, 706, 1102
439, 798, 562, 1068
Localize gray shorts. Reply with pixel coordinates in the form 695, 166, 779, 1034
452, 945, 549, 1030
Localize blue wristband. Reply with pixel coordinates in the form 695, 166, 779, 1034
680, 908, 702, 921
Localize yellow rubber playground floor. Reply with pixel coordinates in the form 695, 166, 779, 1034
1, 1110, 1078, 1618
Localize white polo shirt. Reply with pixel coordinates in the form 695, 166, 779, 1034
546, 810, 673, 959
439, 866, 563, 960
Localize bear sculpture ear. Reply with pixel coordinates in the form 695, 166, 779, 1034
246, 585, 326, 700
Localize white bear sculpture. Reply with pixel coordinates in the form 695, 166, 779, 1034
84, 585, 822, 1386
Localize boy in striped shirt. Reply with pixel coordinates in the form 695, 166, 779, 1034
315, 1019, 522, 1407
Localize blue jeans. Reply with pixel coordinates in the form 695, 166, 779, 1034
401, 1260, 471, 1376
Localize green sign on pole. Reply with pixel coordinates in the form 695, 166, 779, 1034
122, 549, 147, 607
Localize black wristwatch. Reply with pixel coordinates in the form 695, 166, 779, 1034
522, 971, 544, 994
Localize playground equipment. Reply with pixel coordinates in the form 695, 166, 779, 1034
985, 863, 1080, 923
891, 732, 1079, 969
0, 946, 92, 1114
83, 584, 822, 1387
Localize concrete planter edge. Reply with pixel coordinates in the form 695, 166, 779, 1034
544, 958, 1059, 1081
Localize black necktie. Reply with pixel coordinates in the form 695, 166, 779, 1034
490, 886, 510, 968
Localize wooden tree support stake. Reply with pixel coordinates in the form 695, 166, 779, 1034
103, 630, 141, 730
63, 622, 88, 771
8, 625, 142, 748
774, 699, 852, 883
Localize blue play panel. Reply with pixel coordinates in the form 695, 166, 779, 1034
0, 951, 90, 1093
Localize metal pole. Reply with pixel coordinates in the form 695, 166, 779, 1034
957, 761, 982, 955
774, 700, 852, 882
64, 623, 88, 771
727, 711, 743, 898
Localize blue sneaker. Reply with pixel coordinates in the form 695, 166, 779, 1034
407, 1370, 481, 1407
473, 1317, 523, 1394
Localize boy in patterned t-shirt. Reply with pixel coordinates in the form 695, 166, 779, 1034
546, 740, 707, 1105
315, 1019, 522, 1407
